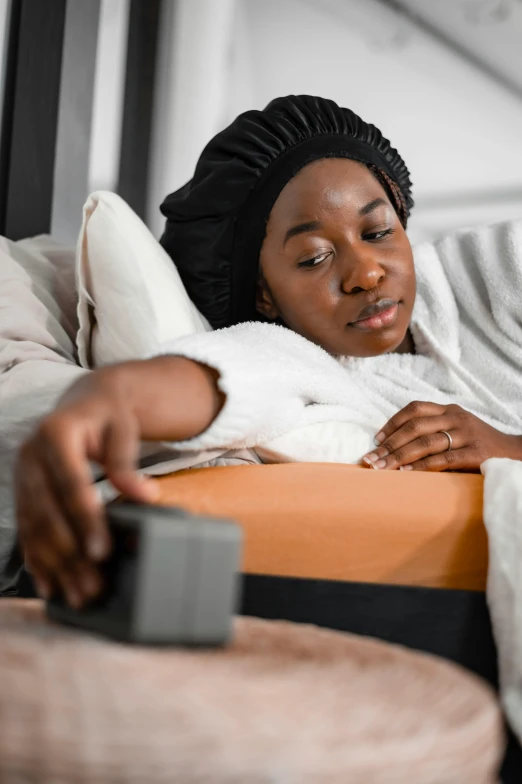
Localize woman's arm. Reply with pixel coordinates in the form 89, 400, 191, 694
15, 320, 371, 607
15, 356, 224, 608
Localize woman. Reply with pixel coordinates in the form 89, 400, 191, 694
15, 95, 522, 606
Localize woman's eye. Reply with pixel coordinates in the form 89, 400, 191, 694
297, 251, 332, 268
363, 228, 394, 242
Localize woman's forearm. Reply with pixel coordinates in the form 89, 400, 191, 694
129, 356, 225, 441
60, 356, 225, 443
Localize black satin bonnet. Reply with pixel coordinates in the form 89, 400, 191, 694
160, 94, 414, 330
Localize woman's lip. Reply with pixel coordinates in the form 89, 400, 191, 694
349, 303, 399, 331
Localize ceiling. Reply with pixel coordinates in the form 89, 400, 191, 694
389, 0, 522, 101
305, 0, 522, 102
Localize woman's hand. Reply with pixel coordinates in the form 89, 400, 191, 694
15, 367, 158, 608
15, 357, 224, 608
362, 401, 522, 473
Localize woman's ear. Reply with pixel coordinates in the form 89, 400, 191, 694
255, 273, 280, 321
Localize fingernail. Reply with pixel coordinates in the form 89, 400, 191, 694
400, 465, 413, 471
372, 459, 387, 470
374, 432, 385, 446
88, 534, 108, 561
363, 453, 378, 465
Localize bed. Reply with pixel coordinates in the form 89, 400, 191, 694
0, 2, 520, 779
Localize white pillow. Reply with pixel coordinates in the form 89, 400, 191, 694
76, 191, 211, 369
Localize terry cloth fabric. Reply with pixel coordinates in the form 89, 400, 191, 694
482, 457, 522, 746
156, 218, 522, 464
160, 94, 413, 330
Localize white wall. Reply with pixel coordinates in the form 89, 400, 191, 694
88, 0, 129, 194
51, 0, 101, 245
147, 0, 237, 237
148, 0, 522, 241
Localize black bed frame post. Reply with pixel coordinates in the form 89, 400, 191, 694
0, 0, 162, 241
0, 0, 21, 237
117, 0, 162, 221
0, 0, 67, 240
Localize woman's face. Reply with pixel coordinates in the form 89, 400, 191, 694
257, 158, 416, 357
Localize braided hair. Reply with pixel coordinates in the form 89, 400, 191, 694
367, 164, 408, 228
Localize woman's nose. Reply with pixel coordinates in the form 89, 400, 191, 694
339, 251, 385, 294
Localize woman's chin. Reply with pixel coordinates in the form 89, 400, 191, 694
319, 325, 411, 358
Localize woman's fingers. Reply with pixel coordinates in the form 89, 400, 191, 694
362, 401, 473, 470
373, 401, 446, 446
16, 413, 110, 606
24, 554, 54, 601
59, 559, 103, 607
364, 416, 458, 470
103, 416, 159, 504
368, 431, 457, 470
407, 447, 476, 472
28, 553, 102, 608
39, 415, 109, 562
16, 462, 89, 603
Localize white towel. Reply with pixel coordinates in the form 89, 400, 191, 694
482, 458, 522, 745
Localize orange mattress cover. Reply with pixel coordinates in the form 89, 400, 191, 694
153, 463, 487, 592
